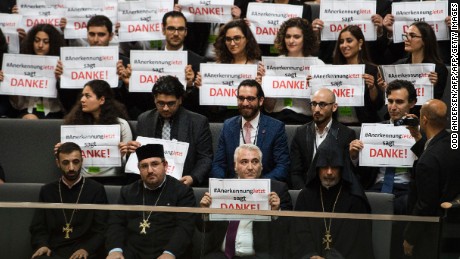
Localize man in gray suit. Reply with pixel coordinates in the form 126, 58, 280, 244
127, 75, 213, 187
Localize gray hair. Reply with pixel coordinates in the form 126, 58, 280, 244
234, 144, 263, 163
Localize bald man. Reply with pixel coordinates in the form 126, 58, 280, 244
290, 88, 356, 189
403, 99, 460, 258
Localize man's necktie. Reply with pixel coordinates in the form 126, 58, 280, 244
224, 220, 240, 259
244, 122, 252, 144
381, 167, 395, 193
162, 119, 171, 140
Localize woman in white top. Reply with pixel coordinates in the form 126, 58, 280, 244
56, 79, 134, 185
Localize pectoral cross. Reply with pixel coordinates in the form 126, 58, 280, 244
62, 223, 73, 239
139, 219, 150, 234
322, 230, 332, 250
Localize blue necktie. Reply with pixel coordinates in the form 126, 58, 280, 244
381, 167, 395, 193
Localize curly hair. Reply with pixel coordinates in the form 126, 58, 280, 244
274, 17, 318, 57
64, 80, 128, 125
333, 25, 372, 65
407, 21, 443, 64
214, 19, 261, 63
20, 24, 64, 56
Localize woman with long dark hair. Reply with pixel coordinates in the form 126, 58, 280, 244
57, 79, 133, 184
332, 25, 384, 124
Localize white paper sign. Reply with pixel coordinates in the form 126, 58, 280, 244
60, 46, 118, 89
392, 2, 448, 43
209, 178, 271, 221
64, 0, 118, 39
247, 3, 303, 44
60, 125, 121, 167
125, 136, 190, 181
0, 14, 23, 54
0, 54, 59, 98
117, 0, 173, 42
359, 123, 416, 167
179, 0, 233, 23
319, 0, 377, 41
200, 63, 258, 106
262, 56, 324, 98
310, 64, 365, 106
129, 50, 188, 92
17, 0, 65, 31
380, 64, 435, 105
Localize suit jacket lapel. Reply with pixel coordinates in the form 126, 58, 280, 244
256, 114, 266, 147
306, 123, 315, 161
176, 108, 188, 141
150, 111, 159, 137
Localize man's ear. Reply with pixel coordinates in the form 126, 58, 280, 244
55, 158, 60, 168
258, 97, 264, 106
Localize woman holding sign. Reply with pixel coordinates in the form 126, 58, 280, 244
57, 79, 134, 185
333, 25, 384, 124
6, 24, 65, 119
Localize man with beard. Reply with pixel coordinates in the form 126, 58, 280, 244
127, 76, 212, 187
30, 142, 108, 258
290, 88, 356, 190
211, 79, 290, 182
291, 136, 375, 259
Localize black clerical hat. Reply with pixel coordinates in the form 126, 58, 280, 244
136, 144, 165, 161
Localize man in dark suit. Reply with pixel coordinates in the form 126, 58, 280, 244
211, 79, 290, 182
290, 88, 356, 190
403, 99, 460, 258
199, 144, 292, 258
127, 75, 213, 187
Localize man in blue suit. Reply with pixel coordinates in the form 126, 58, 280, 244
211, 79, 290, 182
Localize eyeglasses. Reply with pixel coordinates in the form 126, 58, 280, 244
166, 26, 187, 33
402, 33, 422, 41
310, 102, 334, 109
225, 35, 245, 44
156, 101, 177, 108
237, 96, 257, 102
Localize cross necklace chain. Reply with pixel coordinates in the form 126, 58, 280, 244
319, 184, 342, 250
58, 177, 85, 239
140, 180, 167, 235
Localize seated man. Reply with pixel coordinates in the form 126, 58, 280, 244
211, 79, 290, 182
30, 142, 108, 259
291, 136, 375, 259
199, 144, 292, 258
106, 144, 196, 259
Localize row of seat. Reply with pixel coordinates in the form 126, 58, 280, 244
0, 183, 393, 259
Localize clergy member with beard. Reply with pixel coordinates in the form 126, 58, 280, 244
106, 144, 196, 259
30, 142, 108, 259
291, 136, 375, 259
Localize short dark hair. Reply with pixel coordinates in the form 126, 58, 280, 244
237, 79, 264, 98
152, 75, 185, 99
162, 11, 187, 26
386, 79, 417, 104
87, 15, 113, 34
55, 142, 82, 160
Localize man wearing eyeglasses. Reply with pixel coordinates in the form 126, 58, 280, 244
290, 88, 356, 190
211, 79, 290, 182
127, 75, 213, 187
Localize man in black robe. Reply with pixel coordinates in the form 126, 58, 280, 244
291, 136, 375, 259
30, 142, 108, 259
106, 144, 196, 259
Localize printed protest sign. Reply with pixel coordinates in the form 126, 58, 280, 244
60, 46, 118, 89
117, 0, 173, 42
125, 136, 190, 180
200, 63, 258, 106
179, 0, 233, 23
209, 178, 271, 221
319, 0, 376, 41
0, 54, 59, 98
359, 123, 416, 167
0, 14, 23, 53
262, 56, 323, 98
129, 50, 188, 92
247, 3, 302, 44
17, 0, 65, 31
310, 64, 365, 106
392, 1, 448, 43
380, 64, 435, 105
61, 125, 121, 167
64, 0, 117, 39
